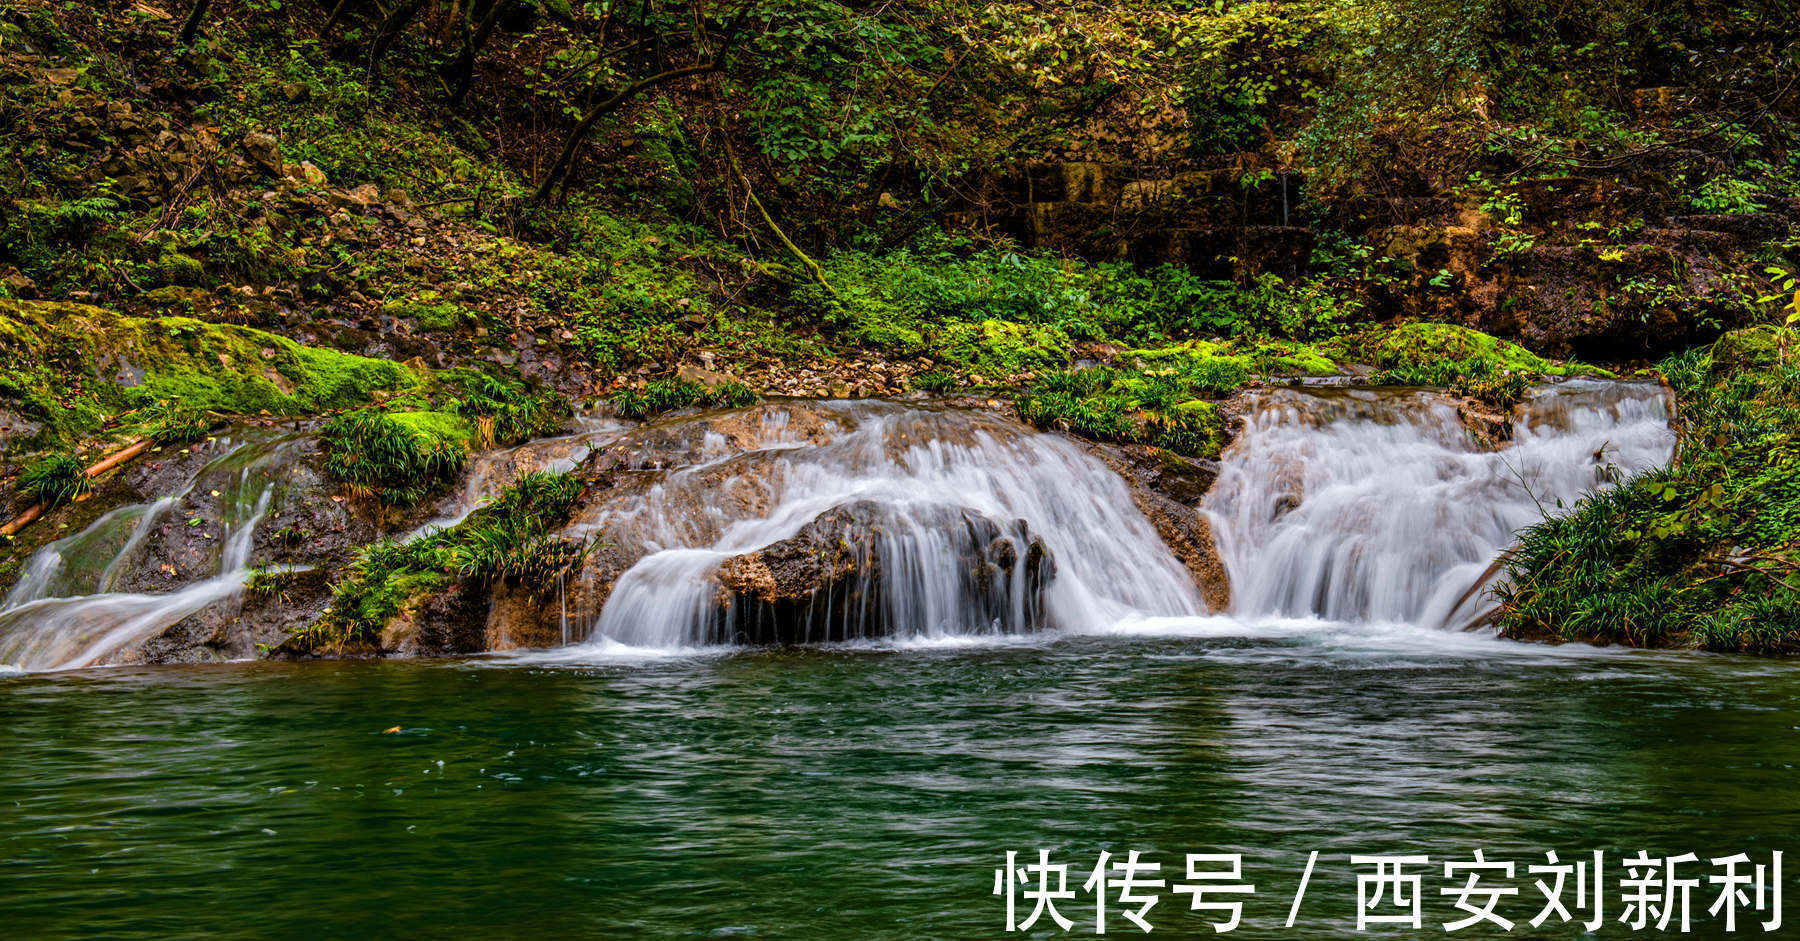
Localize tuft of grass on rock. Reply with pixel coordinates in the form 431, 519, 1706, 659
19, 454, 90, 508
321, 409, 471, 505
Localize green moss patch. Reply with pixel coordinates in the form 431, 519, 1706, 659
0, 299, 423, 446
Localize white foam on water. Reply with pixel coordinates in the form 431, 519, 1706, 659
578, 401, 1206, 649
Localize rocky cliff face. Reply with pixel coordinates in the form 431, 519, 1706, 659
950, 159, 1796, 361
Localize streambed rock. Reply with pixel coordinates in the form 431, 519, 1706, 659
707, 499, 1055, 644
1077, 440, 1231, 612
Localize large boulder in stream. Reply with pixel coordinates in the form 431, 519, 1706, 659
708, 500, 1055, 644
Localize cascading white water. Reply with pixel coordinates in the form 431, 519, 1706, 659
1203, 380, 1677, 628
0, 434, 300, 671
578, 402, 1204, 648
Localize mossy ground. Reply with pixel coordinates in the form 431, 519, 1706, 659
0, 299, 423, 447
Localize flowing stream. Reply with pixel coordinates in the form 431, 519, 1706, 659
578, 402, 1203, 648
0, 383, 1678, 669
8, 381, 1796, 941
0, 434, 301, 671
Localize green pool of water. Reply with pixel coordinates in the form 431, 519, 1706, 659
4, 628, 1797, 938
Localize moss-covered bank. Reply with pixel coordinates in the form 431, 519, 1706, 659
0, 299, 423, 447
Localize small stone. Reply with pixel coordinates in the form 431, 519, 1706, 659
242, 131, 281, 175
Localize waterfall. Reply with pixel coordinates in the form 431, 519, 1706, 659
1203, 380, 1676, 628
577, 401, 1204, 648
0, 434, 300, 671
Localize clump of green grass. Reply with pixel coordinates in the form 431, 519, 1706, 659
910, 371, 958, 394
450, 471, 589, 584
139, 402, 215, 444
295, 471, 588, 651
321, 409, 471, 505
19, 454, 90, 508
302, 536, 452, 650
447, 371, 570, 447
611, 376, 758, 419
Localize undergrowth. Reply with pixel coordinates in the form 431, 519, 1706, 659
1497, 327, 1800, 652
295, 471, 588, 650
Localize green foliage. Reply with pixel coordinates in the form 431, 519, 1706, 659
1691, 176, 1767, 215
611, 377, 758, 419
1327, 322, 1600, 406
387, 293, 486, 334
321, 409, 471, 505
1497, 333, 1800, 651
298, 472, 587, 651
19, 454, 89, 508
810, 240, 1360, 382
910, 371, 957, 394
244, 565, 298, 601
447, 371, 570, 447
0, 195, 121, 272
138, 402, 215, 445
301, 536, 450, 650
448, 471, 589, 585
1016, 365, 1227, 459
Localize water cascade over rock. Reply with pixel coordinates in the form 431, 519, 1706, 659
558, 401, 1205, 648
1202, 380, 1677, 628
0, 433, 306, 670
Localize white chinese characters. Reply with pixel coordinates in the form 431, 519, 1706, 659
995, 849, 1785, 934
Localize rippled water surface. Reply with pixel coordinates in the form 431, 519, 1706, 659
5, 628, 1799, 939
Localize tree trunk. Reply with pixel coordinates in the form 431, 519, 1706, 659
178, 0, 212, 45
367, 0, 428, 79
448, 0, 514, 105
323, 0, 355, 33
531, 62, 722, 203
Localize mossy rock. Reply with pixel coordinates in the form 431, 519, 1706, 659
1325, 322, 1609, 381
0, 299, 425, 446
1710, 325, 1788, 375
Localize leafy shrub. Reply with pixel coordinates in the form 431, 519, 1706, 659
1691, 176, 1766, 215
450, 472, 589, 584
